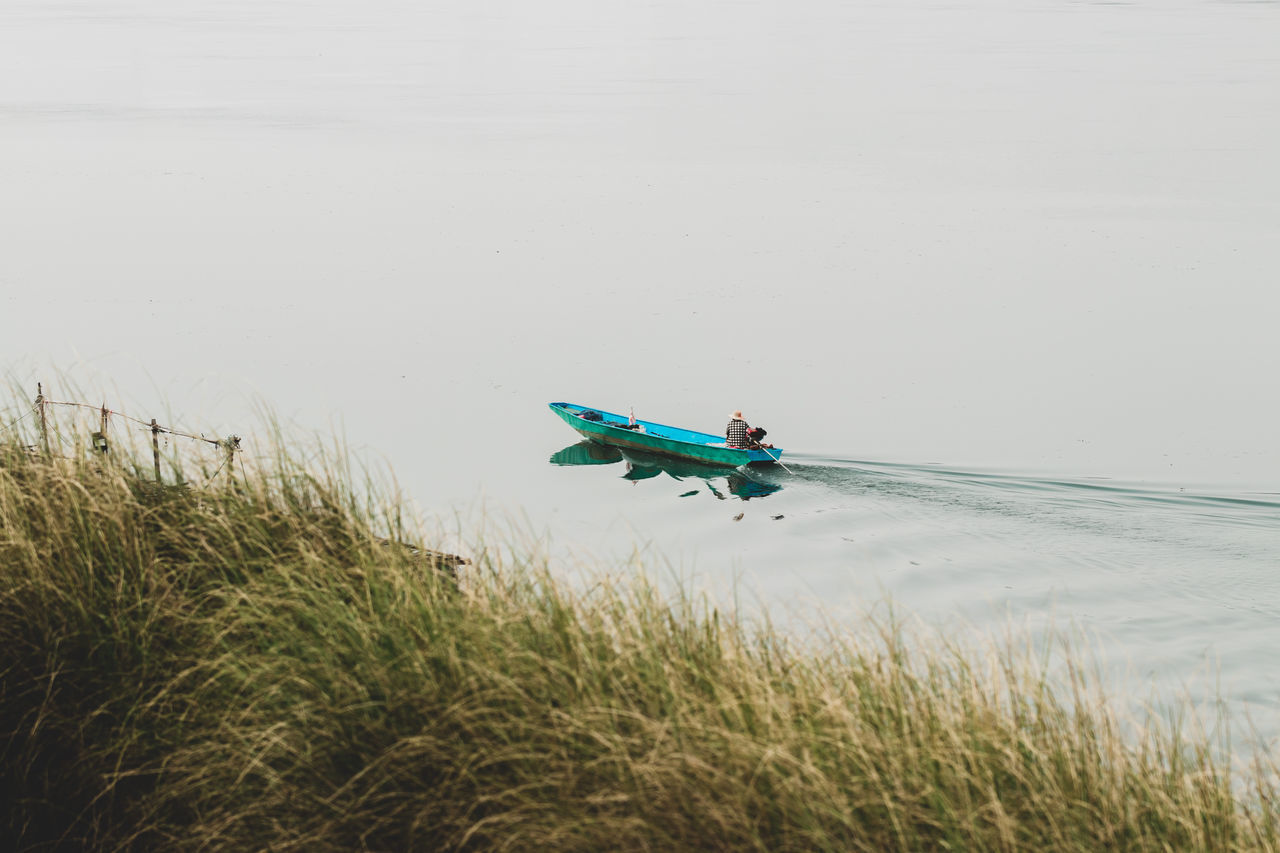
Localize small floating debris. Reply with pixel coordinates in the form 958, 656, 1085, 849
679, 490, 699, 497
732, 512, 744, 522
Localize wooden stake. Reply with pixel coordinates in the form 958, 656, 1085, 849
151, 418, 161, 483
225, 439, 236, 486
36, 383, 49, 455
96, 404, 109, 454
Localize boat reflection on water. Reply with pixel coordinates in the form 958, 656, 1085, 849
550, 441, 782, 501
548, 441, 624, 466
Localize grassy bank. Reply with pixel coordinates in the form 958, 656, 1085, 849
1, 435, 1276, 851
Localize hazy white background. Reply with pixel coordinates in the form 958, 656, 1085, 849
3, 0, 1277, 487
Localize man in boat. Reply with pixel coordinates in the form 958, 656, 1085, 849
726, 410, 750, 448
726, 410, 772, 449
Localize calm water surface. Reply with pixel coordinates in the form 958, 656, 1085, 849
2, 0, 1278, 743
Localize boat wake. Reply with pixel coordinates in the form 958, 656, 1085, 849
785, 453, 1280, 533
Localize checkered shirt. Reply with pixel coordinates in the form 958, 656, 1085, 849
726, 418, 749, 448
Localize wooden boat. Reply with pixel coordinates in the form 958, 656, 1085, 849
548, 402, 785, 467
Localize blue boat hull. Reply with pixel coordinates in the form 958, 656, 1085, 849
548, 402, 783, 467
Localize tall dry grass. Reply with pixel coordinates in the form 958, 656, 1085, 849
0, 426, 1276, 851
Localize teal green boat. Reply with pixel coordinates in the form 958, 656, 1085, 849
548, 402, 784, 467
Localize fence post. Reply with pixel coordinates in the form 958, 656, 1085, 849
93, 404, 110, 454
35, 383, 49, 455
151, 419, 162, 483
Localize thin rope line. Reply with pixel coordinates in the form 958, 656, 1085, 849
0, 407, 36, 436
202, 455, 231, 488
42, 399, 225, 446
